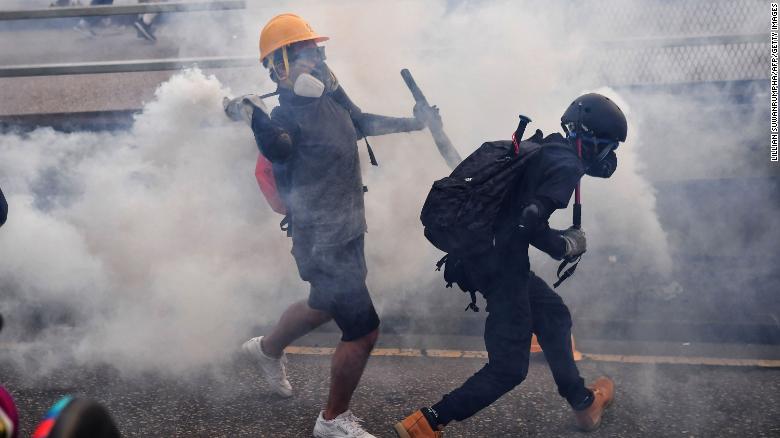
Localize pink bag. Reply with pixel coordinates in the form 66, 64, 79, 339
254, 154, 286, 215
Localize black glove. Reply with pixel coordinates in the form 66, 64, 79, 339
413, 102, 442, 130
561, 227, 586, 258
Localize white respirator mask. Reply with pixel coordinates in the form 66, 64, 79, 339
293, 73, 326, 98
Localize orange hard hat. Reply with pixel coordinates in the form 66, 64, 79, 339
259, 14, 329, 62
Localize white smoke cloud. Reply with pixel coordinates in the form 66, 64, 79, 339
2, 0, 765, 376
0, 69, 304, 374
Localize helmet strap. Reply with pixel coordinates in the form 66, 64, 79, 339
555, 104, 583, 288
282, 46, 290, 81
575, 137, 582, 206
573, 102, 582, 228
268, 46, 292, 84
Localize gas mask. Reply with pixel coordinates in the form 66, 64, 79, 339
292, 62, 339, 98
286, 45, 327, 98
293, 59, 337, 96
580, 136, 619, 178
581, 135, 618, 165
293, 73, 326, 98
268, 44, 338, 99
563, 122, 619, 177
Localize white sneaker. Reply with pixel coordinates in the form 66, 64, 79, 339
241, 336, 293, 398
313, 410, 376, 438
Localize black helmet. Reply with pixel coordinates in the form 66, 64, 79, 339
560, 93, 627, 142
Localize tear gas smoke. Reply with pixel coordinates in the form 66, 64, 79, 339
0, 0, 772, 378
0, 70, 302, 374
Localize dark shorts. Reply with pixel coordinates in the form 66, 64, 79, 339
291, 234, 380, 341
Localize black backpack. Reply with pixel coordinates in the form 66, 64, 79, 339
420, 139, 543, 257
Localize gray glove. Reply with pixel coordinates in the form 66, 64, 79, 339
413, 102, 442, 130
561, 227, 586, 258
222, 94, 270, 125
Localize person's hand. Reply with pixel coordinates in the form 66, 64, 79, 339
561, 227, 586, 258
223, 94, 270, 124
413, 102, 442, 130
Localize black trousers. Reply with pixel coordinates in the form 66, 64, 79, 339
432, 271, 592, 424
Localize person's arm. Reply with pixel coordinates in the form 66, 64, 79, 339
523, 161, 586, 260
515, 196, 567, 260
531, 220, 567, 260
251, 107, 296, 162
353, 113, 423, 136
224, 94, 296, 163
329, 85, 424, 137
0, 186, 7, 227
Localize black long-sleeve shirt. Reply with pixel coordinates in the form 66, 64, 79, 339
496, 134, 585, 268
0, 186, 7, 227
526, 135, 618, 260
530, 208, 568, 260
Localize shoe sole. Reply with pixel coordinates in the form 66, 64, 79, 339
393, 422, 412, 438
242, 340, 294, 398
580, 394, 615, 432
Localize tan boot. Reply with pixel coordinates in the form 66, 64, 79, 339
574, 377, 614, 432
394, 410, 443, 438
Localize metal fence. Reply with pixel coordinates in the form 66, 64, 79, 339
594, 40, 767, 85
586, 0, 764, 39
0, 1, 767, 85
0, 0, 245, 20
575, 0, 767, 86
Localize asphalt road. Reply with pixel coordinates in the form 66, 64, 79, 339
2, 335, 779, 438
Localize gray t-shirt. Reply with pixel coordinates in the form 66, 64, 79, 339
270, 90, 367, 247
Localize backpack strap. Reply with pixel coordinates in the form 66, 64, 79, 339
465, 291, 480, 312
280, 214, 292, 237
435, 254, 448, 271
435, 254, 480, 312
554, 255, 580, 288
329, 86, 379, 166
354, 124, 379, 166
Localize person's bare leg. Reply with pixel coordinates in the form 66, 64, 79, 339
323, 328, 379, 420
261, 300, 332, 358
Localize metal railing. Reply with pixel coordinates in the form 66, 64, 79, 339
0, 56, 257, 78
0, 1, 250, 77
0, 0, 245, 20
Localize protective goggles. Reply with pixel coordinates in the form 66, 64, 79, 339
288, 46, 326, 64
563, 122, 619, 163
262, 46, 326, 81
